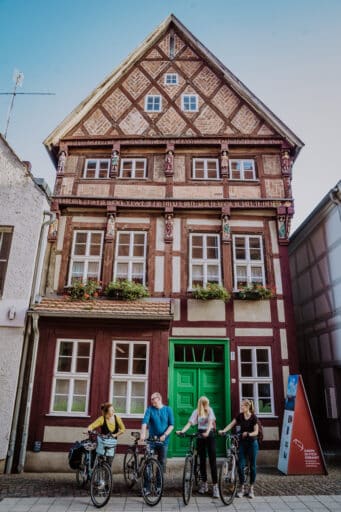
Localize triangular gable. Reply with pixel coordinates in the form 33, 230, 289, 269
44, 14, 303, 154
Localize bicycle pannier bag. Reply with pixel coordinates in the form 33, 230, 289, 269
68, 441, 85, 470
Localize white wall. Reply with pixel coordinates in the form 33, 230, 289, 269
0, 138, 50, 461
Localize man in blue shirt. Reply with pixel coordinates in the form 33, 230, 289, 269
141, 392, 174, 471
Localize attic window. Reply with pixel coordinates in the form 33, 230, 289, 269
145, 95, 162, 112
165, 73, 178, 85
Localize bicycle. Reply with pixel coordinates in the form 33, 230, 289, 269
123, 431, 164, 506
75, 433, 97, 488
176, 432, 202, 505
218, 432, 250, 505
89, 432, 117, 508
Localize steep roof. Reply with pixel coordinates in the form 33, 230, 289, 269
44, 14, 303, 156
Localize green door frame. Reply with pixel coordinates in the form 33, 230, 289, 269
168, 337, 231, 457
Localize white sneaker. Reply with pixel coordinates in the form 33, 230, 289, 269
198, 481, 208, 494
212, 483, 219, 499
236, 485, 245, 498
248, 485, 255, 498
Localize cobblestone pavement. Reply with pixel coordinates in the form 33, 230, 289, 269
0, 463, 340, 499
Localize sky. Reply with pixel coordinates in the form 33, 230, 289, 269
1, 0, 340, 232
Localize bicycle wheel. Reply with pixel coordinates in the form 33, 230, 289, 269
90, 462, 112, 508
182, 455, 194, 505
123, 448, 138, 489
218, 455, 237, 506
141, 458, 163, 506
75, 452, 88, 487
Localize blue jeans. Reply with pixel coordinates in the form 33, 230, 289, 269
238, 439, 259, 485
152, 442, 168, 473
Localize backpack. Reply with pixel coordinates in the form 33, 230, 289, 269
68, 440, 85, 470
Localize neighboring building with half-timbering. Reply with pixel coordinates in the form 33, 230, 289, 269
289, 181, 341, 446
20, 15, 303, 470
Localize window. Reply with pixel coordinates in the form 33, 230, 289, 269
189, 233, 221, 288
239, 347, 274, 416
114, 231, 147, 285
51, 339, 93, 415
145, 95, 162, 112
229, 159, 256, 180
233, 235, 265, 289
119, 159, 147, 179
83, 159, 110, 179
192, 158, 219, 180
0, 227, 13, 296
111, 341, 149, 416
165, 73, 178, 85
182, 94, 198, 111
68, 231, 104, 285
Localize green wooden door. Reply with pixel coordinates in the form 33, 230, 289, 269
168, 339, 230, 457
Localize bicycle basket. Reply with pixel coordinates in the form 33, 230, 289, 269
96, 436, 117, 457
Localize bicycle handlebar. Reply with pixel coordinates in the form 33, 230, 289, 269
176, 432, 206, 439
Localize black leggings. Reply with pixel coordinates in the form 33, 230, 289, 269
197, 433, 217, 484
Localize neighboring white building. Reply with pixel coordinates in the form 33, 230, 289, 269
0, 135, 51, 472
289, 180, 341, 444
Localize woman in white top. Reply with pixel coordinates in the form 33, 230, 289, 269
177, 396, 218, 498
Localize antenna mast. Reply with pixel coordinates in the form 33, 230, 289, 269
1, 70, 55, 139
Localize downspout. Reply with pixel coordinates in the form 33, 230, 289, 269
5, 211, 55, 473
17, 312, 40, 472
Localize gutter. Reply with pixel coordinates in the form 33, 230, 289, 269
5, 211, 55, 474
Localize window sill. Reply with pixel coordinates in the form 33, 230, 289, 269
46, 413, 91, 418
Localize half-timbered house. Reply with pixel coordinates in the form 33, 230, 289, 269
22, 15, 303, 470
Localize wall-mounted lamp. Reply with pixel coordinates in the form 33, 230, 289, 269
8, 306, 16, 320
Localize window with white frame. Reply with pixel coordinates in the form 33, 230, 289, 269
111, 341, 148, 416
229, 159, 256, 180
192, 158, 219, 180
145, 95, 162, 112
239, 347, 274, 416
51, 339, 93, 415
119, 159, 147, 179
83, 159, 110, 179
114, 231, 147, 285
69, 231, 104, 285
164, 73, 178, 85
182, 94, 198, 111
232, 234, 265, 289
189, 233, 221, 288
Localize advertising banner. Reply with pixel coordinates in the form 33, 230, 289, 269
278, 374, 327, 475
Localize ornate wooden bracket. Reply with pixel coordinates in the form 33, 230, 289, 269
221, 205, 231, 243
164, 207, 174, 243
164, 143, 175, 177
110, 142, 120, 178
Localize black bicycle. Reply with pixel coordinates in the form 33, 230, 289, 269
123, 431, 164, 506
218, 432, 250, 505
176, 432, 201, 505
89, 432, 117, 508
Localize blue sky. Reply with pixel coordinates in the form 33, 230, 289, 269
1, 0, 340, 231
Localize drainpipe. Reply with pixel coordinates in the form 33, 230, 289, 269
17, 312, 40, 472
5, 211, 55, 474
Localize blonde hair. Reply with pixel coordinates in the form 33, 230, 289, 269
197, 396, 210, 417
242, 399, 255, 414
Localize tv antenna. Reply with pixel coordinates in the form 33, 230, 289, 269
0, 70, 55, 139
